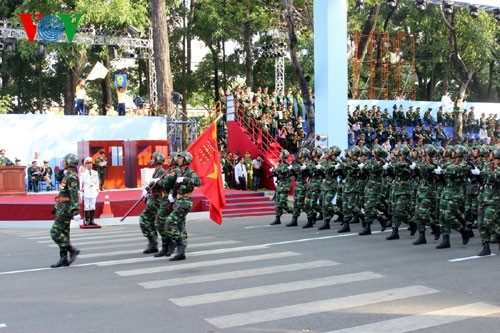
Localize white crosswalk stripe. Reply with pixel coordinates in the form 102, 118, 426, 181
139, 260, 340, 289
205, 286, 438, 329
326, 302, 500, 333
170, 271, 384, 307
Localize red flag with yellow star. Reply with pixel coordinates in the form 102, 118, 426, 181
187, 122, 226, 224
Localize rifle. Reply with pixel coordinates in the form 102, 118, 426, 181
120, 169, 169, 222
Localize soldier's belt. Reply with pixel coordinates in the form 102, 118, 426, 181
177, 192, 192, 199
55, 196, 71, 203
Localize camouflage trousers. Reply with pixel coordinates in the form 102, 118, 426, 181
322, 190, 341, 220
343, 190, 362, 222
139, 195, 160, 239
166, 197, 193, 243
276, 191, 292, 216
464, 184, 480, 225
391, 194, 411, 228
50, 213, 72, 250
292, 186, 307, 217
364, 181, 385, 223
305, 188, 322, 219
155, 198, 173, 244
478, 190, 500, 242
438, 188, 465, 236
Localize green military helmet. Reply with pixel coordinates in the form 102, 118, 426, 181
446, 145, 456, 154
344, 148, 352, 158
399, 145, 410, 157
152, 152, 165, 164
299, 148, 310, 159
313, 146, 323, 157
351, 146, 361, 156
281, 149, 290, 158
436, 146, 445, 157
454, 145, 467, 157
360, 147, 371, 157
179, 151, 193, 164
493, 147, 500, 159
424, 144, 437, 157
376, 147, 388, 159
64, 153, 79, 167
330, 145, 341, 156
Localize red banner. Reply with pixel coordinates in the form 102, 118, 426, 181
187, 122, 226, 224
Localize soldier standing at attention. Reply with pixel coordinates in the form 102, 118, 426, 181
269, 149, 293, 225
95, 150, 107, 191
49, 154, 80, 268
139, 152, 166, 254
153, 153, 180, 257
166, 152, 201, 261
243, 150, 253, 191
286, 148, 310, 227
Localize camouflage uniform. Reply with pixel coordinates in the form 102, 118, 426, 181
166, 151, 201, 261
318, 146, 343, 230
476, 149, 500, 256
338, 148, 363, 233
286, 149, 310, 227
270, 149, 293, 225
50, 154, 80, 268
303, 147, 325, 228
464, 150, 482, 230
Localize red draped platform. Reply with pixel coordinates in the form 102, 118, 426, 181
0, 188, 274, 221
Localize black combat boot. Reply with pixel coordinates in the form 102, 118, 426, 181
316, 212, 323, 221
143, 236, 159, 254
317, 219, 331, 230
286, 215, 298, 227
302, 217, 314, 229
169, 240, 186, 261
477, 242, 491, 256
436, 235, 450, 249
51, 250, 70, 268
377, 216, 387, 232
154, 241, 170, 257
430, 224, 441, 240
465, 225, 474, 238
164, 239, 177, 257
409, 222, 418, 236
333, 212, 344, 223
337, 222, 350, 233
350, 216, 360, 224
386, 227, 399, 240
491, 235, 499, 244
358, 223, 371, 236
68, 246, 80, 265
412, 231, 427, 245
459, 228, 470, 245
88, 210, 97, 226
270, 216, 281, 225
84, 211, 90, 225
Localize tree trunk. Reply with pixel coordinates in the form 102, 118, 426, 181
101, 53, 111, 111
208, 44, 221, 103
152, 0, 174, 117
283, 0, 314, 142
244, 20, 253, 88
357, 6, 380, 62
64, 51, 87, 115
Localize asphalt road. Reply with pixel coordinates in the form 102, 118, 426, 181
1, 215, 500, 333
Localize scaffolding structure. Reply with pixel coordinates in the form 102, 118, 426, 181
350, 31, 417, 101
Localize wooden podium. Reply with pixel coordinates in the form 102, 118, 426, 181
0, 166, 26, 196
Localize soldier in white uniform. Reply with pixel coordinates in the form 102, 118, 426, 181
79, 157, 100, 226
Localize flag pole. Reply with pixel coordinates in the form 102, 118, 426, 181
214, 113, 224, 124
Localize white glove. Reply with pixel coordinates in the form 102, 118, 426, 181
141, 189, 148, 198
471, 167, 480, 175
434, 167, 442, 175
383, 163, 389, 170
300, 165, 307, 170
176, 176, 185, 183
168, 193, 175, 203
342, 179, 346, 184
73, 214, 81, 222
334, 164, 340, 170
270, 167, 275, 172
315, 164, 321, 170
358, 163, 365, 169
410, 162, 416, 170
287, 165, 293, 170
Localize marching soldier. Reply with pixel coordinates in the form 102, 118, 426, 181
317, 146, 343, 230
270, 149, 293, 225
49, 153, 80, 268
166, 151, 201, 261
139, 152, 166, 254
303, 147, 325, 229
153, 152, 180, 257
286, 148, 310, 227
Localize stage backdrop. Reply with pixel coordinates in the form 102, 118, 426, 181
0, 115, 167, 168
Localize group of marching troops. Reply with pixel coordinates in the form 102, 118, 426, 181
269, 143, 500, 257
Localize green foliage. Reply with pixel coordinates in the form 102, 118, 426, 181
0, 95, 12, 114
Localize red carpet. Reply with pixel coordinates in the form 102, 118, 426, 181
0, 188, 274, 221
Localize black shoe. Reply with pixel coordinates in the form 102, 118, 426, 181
436, 235, 450, 249
318, 219, 331, 230
51, 251, 69, 268
169, 254, 186, 261
68, 247, 80, 265
164, 239, 177, 257
409, 222, 418, 236
460, 228, 470, 245
302, 217, 314, 229
169, 242, 186, 261
270, 216, 281, 225
358, 225, 372, 236
477, 242, 491, 256
386, 228, 399, 240
412, 231, 427, 245
337, 223, 350, 233
154, 245, 169, 257
286, 216, 298, 227
378, 217, 387, 232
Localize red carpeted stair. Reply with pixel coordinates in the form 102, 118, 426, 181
201, 191, 275, 218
